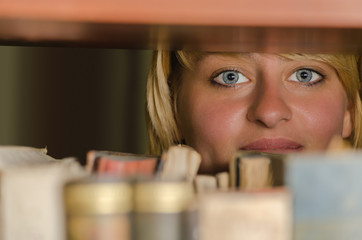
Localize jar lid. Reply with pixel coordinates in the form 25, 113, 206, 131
64, 178, 133, 215
134, 181, 194, 213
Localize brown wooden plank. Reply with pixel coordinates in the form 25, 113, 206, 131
1, 0, 362, 27
1, 0, 362, 51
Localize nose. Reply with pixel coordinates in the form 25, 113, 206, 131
247, 81, 292, 128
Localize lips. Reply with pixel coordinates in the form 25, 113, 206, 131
240, 138, 303, 153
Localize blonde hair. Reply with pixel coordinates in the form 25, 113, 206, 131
146, 51, 362, 155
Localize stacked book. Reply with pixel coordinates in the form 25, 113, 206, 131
0, 137, 360, 240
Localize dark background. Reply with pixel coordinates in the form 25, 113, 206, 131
0, 46, 151, 164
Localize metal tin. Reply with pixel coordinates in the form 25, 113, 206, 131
133, 180, 198, 240
64, 177, 133, 240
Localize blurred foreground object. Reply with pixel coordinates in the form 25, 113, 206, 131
286, 152, 362, 240
64, 177, 133, 240
1, 150, 87, 240
198, 189, 292, 240
133, 180, 198, 240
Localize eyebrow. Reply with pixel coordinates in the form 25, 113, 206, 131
204, 52, 293, 65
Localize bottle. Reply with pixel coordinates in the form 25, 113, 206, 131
64, 177, 133, 240
133, 180, 198, 240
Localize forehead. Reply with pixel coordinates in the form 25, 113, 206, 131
202, 52, 325, 63
181, 52, 329, 69
203, 53, 290, 64
189, 53, 337, 74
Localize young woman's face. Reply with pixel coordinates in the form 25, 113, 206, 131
177, 53, 352, 173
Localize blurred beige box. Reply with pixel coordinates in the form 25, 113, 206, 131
198, 188, 292, 240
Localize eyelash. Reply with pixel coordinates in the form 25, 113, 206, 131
293, 68, 326, 87
209, 68, 246, 88
209, 68, 326, 88
209, 80, 227, 88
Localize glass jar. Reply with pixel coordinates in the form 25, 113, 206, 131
133, 180, 198, 240
64, 177, 133, 240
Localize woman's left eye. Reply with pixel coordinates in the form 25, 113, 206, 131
213, 70, 249, 86
288, 68, 324, 84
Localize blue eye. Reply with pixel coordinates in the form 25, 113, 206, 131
213, 70, 249, 86
289, 69, 323, 84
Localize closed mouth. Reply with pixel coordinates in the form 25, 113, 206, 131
240, 138, 304, 153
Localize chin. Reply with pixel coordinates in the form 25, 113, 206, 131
198, 159, 229, 175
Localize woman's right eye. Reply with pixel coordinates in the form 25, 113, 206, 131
213, 70, 250, 86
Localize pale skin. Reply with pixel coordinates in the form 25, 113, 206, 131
176, 53, 352, 174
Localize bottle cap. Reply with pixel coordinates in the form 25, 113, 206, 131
64, 177, 133, 215
134, 180, 194, 213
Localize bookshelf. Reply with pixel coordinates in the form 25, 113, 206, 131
1, 0, 362, 52
1, 2, 362, 240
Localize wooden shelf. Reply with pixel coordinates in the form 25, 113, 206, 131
1, 0, 362, 52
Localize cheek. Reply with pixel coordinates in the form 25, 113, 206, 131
296, 91, 347, 148
179, 93, 242, 146
195, 103, 241, 142
177, 85, 246, 169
